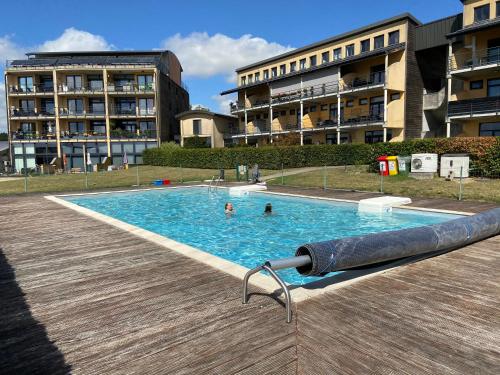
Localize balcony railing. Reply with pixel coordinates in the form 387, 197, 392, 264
340, 111, 384, 127
230, 102, 245, 112
60, 131, 107, 139
423, 87, 446, 111
272, 81, 339, 105
10, 108, 55, 117
314, 119, 338, 128
109, 106, 156, 116
8, 84, 54, 94
448, 96, 500, 117
340, 72, 385, 91
10, 131, 57, 140
59, 108, 106, 117
449, 47, 500, 71
110, 129, 157, 139
58, 84, 105, 93
107, 83, 155, 93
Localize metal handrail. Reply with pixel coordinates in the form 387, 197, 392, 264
242, 255, 311, 323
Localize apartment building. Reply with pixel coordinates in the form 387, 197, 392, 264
220, 0, 500, 146
221, 14, 422, 146
4, 50, 189, 172
446, 0, 500, 137
177, 107, 237, 148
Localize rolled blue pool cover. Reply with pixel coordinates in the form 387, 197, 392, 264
295, 208, 500, 276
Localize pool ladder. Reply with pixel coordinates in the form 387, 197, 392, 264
242, 255, 311, 323
208, 175, 222, 192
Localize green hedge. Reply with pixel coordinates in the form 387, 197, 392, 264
144, 137, 500, 176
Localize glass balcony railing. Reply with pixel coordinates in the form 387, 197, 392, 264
10, 131, 57, 140
109, 106, 156, 116
59, 107, 106, 117
449, 47, 500, 71
60, 131, 107, 139
448, 96, 500, 117
109, 129, 157, 139
107, 82, 155, 93
8, 84, 54, 94
340, 111, 384, 127
340, 72, 385, 91
58, 83, 105, 93
10, 108, 55, 117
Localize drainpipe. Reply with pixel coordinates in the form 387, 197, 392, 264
269, 85, 273, 144
299, 76, 304, 145
244, 89, 248, 144
446, 41, 453, 138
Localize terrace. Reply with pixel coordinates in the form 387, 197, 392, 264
0, 188, 498, 374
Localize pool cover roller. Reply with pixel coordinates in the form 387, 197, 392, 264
295, 208, 500, 276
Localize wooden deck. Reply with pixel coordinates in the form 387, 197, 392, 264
0, 188, 499, 374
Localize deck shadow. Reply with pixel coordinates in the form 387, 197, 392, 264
0, 248, 71, 375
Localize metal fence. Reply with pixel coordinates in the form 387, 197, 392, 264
0, 163, 498, 203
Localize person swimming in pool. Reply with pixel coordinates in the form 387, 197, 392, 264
264, 203, 273, 216
224, 202, 235, 217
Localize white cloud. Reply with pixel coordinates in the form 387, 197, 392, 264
162, 32, 294, 82
38, 28, 113, 52
211, 94, 235, 115
0, 29, 113, 131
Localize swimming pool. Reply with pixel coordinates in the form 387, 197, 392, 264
64, 187, 462, 285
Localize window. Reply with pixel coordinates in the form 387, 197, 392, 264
346, 44, 355, 57
116, 98, 136, 114
39, 76, 53, 92
139, 98, 154, 115
271, 67, 278, 77
346, 100, 354, 107
263, 69, 269, 80
487, 78, 500, 96
280, 64, 286, 75
321, 51, 330, 64
140, 121, 156, 137
390, 92, 400, 101
248, 74, 253, 83
374, 35, 384, 49
255, 72, 260, 82
371, 64, 386, 84
40, 99, 54, 115
370, 96, 385, 118
359, 98, 368, 105
470, 80, 483, 90
241, 76, 246, 85
365, 130, 391, 144
90, 121, 106, 135
479, 122, 500, 136
289, 109, 295, 115
360, 39, 370, 53
89, 98, 105, 114
69, 122, 85, 134
66, 75, 82, 90
310, 55, 317, 67
193, 119, 201, 135
18, 76, 33, 92
474, 4, 490, 22
299, 58, 306, 70
19, 99, 35, 114
137, 75, 153, 90
68, 99, 84, 115
333, 48, 342, 60
388, 30, 400, 45
309, 105, 317, 112
320, 104, 328, 111
290, 61, 297, 72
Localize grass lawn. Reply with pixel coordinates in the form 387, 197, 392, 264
266, 166, 500, 203
0, 166, 280, 196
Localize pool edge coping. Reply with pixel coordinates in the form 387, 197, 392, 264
45, 185, 475, 303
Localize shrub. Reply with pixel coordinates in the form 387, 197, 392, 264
183, 136, 210, 148
143, 137, 500, 175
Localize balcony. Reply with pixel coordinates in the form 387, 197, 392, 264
272, 81, 339, 106
8, 84, 54, 96
107, 83, 155, 94
448, 96, 500, 118
110, 129, 157, 139
109, 106, 156, 117
339, 111, 384, 128
449, 47, 500, 74
340, 72, 385, 93
10, 108, 55, 119
58, 84, 105, 94
313, 119, 338, 129
59, 107, 106, 118
272, 123, 299, 133
10, 131, 57, 141
423, 87, 446, 111
229, 102, 245, 113
60, 131, 107, 140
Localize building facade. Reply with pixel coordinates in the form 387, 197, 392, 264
220, 0, 500, 145
4, 50, 189, 172
446, 0, 500, 137
177, 107, 237, 148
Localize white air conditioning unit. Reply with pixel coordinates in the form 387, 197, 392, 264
440, 154, 470, 178
411, 153, 438, 173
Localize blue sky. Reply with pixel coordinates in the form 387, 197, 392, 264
0, 0, 462, 131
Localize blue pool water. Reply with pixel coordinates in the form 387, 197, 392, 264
65, 187, 461, 285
